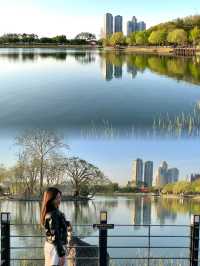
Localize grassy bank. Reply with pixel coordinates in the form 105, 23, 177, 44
102, 46, 174, 55
125, 46, 173, 54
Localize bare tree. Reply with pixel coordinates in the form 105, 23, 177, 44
45, 154, 66, 186
64, 157, 109, 198
13, 151, 40, 196
16, 129, 69, 195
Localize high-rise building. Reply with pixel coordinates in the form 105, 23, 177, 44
144, 161, 153, 187
114, 15, 123, 33
127, 21, 133, 36
132, 16, 138, 32
127, 16, 146, 36
137, 21, 146, 31
167, 168, 179, 183
156, 161, 168, 187
156, 161, 179, 187
132, 158, 143, 186
104, 13, 113, 37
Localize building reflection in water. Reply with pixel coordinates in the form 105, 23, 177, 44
127, 64, 137, 79
126, 196, 182, 226
114, 65, 122, 79
100, 60, 113, 81
128, 196, 151, 226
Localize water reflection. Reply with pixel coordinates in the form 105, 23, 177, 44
0, 49, 200, 138
1, 49, 200, 85
0, 49, 96, 63
100, 52, 200, 86
0, 196, 196, 265
0, 196, 197, 227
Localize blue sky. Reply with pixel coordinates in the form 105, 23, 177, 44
0, 0, 199, 38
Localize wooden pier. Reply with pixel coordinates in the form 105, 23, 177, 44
174, 47, 196, 56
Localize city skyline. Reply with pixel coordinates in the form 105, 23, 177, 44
0, 0, 199, 38
103, 13, 146, 37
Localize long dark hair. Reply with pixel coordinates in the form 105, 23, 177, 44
40, 187, 62, 226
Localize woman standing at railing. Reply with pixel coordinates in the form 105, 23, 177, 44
40, 187, 71, 266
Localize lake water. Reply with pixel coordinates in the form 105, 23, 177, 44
0, 48, 200, 137
0, 195, 198, 265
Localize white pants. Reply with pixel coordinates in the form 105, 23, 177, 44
44, 241, 67, 266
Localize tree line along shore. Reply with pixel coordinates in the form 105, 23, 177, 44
0, 15, 200, 52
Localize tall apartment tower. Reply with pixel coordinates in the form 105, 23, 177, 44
127, 16, 146, 36
104, 13, 113, 36
132, 16, 138, 32
156, 161, 168, 187
137, 21, 146, 31
167, 168, 179, 183
127, 21, 133, 36
144, 161, 153, 187
132, 158, 143, 186
114, 15, 123, 33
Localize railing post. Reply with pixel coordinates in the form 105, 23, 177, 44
148, 225, 151, 266
99, 211, 108, 266
190, 215, 200, 266
1, 212, 11, 266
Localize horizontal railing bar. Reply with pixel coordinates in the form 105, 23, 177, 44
110, 257, 190, 260
10, 257, 99, 260
7, 223, 191, 227
9, 234, 191, 238
6, 223, 190, 228
10, 246, 190, 249
107, 246, 189, 248
10, 257, 190, 260
114, 224, 191, 227
11, 245, 97, 249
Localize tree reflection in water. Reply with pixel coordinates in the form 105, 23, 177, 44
0, 195, 199, 265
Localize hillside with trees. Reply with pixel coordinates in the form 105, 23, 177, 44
102, 15, 200, 47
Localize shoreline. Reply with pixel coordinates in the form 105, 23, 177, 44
102, 46, 174, 55
0, 44, 199, 56
0, 44, 99, 49
1, 193, 200, 201
0, 195, 91, 201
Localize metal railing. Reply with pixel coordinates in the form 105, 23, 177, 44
1, 212, 200, 266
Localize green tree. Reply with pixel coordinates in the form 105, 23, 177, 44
135, 31, 148, 45
102, 35, 111, 46
172, 181, 190, 194
190, 26, 200, 46
167, 29, 187, 45
126, 32, 136, 46
52, 35, 67, 44
148, 30, 167, 45
110, 32, 125, 46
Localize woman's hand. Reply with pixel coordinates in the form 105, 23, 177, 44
59, 255, 66, 266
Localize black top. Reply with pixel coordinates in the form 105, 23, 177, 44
44, 208, 70, 257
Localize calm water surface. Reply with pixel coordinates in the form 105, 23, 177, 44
0, 195, 198, 265
0, 48, 200, 137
